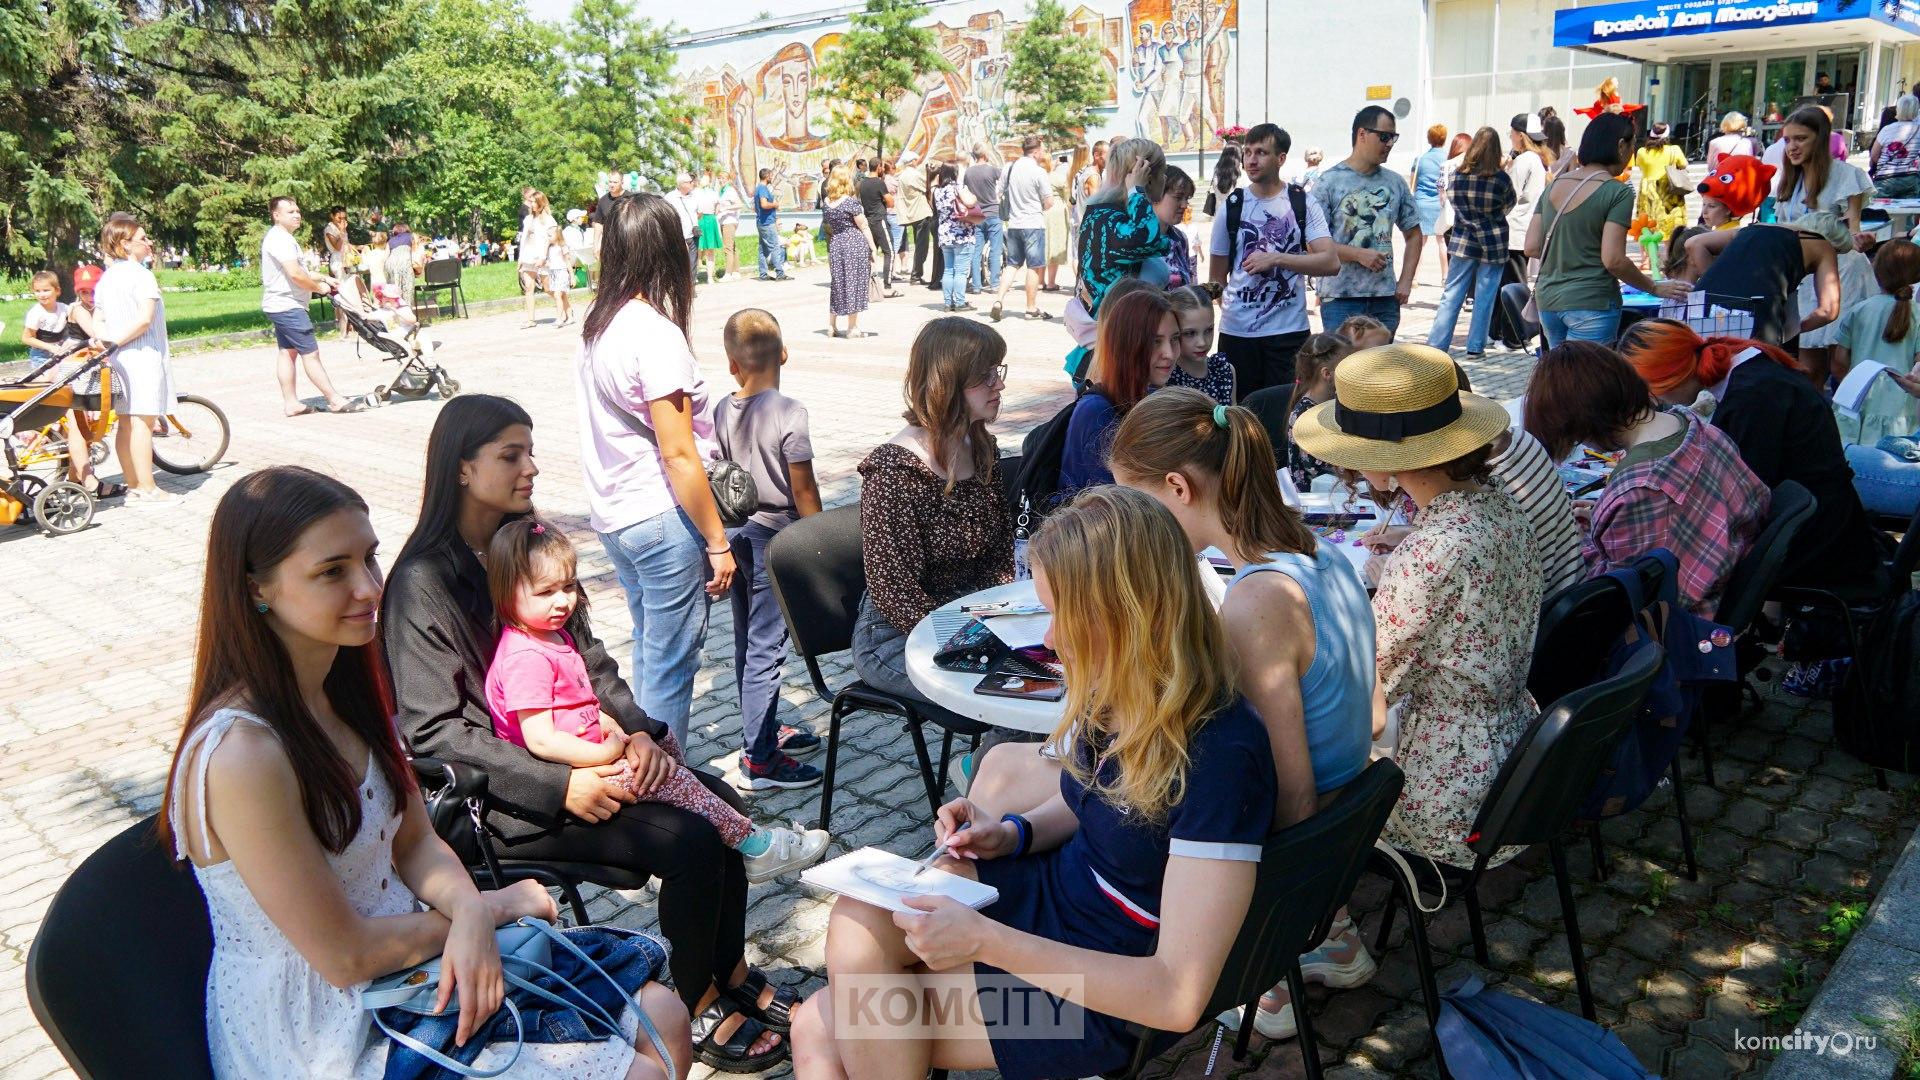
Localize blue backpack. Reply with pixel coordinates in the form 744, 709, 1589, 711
1579, 549, 1737, 820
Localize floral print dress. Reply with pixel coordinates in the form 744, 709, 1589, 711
1373, 488, 1542, 869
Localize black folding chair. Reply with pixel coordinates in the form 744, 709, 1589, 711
1104, 760, 1438, 1080
1376, 647, 1665, 1021
27, 815, 217, 1080
412, 756, 641, 925
415, 257, 468, 320
766, 503, 990, 831
1701, 480, 1816, 785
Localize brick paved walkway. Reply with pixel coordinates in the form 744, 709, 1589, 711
1, 252, 1910, 1079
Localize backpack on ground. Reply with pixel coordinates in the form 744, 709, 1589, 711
1222, 183, 1310, 272
1835, 580, 1920, 773
1579, 549, 1738, 820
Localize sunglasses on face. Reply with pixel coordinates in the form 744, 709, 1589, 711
1362, 128, 1400, 145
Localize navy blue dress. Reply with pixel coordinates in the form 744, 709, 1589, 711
973, 697, 1275, 1080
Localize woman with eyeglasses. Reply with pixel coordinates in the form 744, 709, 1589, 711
851, 318, 1015, 707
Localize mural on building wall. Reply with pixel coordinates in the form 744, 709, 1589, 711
678, 0, 1236, 207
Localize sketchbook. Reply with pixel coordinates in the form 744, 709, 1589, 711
800, 846, 1000, 914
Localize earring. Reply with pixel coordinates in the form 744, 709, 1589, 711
255, 602, 270, 614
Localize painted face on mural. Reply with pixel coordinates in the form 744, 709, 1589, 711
777, 60, 811, 135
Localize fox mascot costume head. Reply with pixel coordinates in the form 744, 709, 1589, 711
1696, 156, 1775, 223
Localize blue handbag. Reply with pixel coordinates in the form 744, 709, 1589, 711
1579, 549, 1736, 819
362, 917, 676, 1080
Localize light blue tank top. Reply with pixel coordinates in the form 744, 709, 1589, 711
1227, 542, 1375, 793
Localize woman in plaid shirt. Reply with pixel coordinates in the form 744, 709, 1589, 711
1523, 342, 1769, 619
1425, 129, 1516, 358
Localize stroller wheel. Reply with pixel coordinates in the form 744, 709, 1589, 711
438, 377, 461, 398
88, 441, 109, 467
33, 480, 94, 536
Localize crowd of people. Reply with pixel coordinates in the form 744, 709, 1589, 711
27, 73, 1920, 1080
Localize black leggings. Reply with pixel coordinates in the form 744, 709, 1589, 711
500, 769, 750, 1012
907, 218, 934, 280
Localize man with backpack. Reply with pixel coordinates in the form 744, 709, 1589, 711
1208, 122, 1339, 399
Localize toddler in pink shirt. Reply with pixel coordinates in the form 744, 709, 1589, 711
483, 517, 828, 883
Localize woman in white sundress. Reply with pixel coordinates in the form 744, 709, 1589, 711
160, 465, 691, 1080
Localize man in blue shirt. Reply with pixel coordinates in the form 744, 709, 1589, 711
754, 168, 790, 281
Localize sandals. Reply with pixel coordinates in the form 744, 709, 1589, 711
326, 399, 368, 414
692, 999, 788, 1072
722, 967, 798, 1033
86, 480, 127, 500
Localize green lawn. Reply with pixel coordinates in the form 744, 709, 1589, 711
0, 235, 820, 364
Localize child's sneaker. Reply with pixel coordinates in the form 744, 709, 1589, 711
742, 823, 831, 884
777, 726, 822, 758
735, 753, 823, 792
1216, 916, 1374, 1040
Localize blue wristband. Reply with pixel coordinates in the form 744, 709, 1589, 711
1001, 813, 1032, 858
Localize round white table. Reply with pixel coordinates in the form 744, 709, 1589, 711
904, 580, 1064, 734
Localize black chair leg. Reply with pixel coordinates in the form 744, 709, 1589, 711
1374, 883, 1401, 953
816, 699, 847, 831
1463, 870, 1490, 966
1694, 708, 1718, 789
935, 730, 955, 795
558, 879, 591, 926
1588, 820, 1609, 883
1877, 767, 1890, 792
904, 712, 946, 819
1371, 850, 1442, 1032
1549, 836, 1596, 1020
1670, 757, 1699, 882
1286, 961, 1324, 1080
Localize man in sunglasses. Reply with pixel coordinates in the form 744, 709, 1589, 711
1313, 104, 1424, 337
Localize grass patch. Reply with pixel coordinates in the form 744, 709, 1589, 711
0, 233, 829, 363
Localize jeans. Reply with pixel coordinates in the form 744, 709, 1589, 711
1318, 295, 1401, 337
943, 240, 977, 307
887, 212, 904, 253
1539, 305, 1623, 348
599, 507, 708, 746
969, 215, 1005, 291
1426, 257, 1505, 354
756, 220, 786, 278
852, 592, 933, 705
727, 521, 788, 766
1877, 174, 1920, 199
1848, 438, 1920, 518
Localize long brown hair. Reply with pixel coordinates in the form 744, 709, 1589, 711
1776, 105, 1833, 213
1110, 387, 1316, 563
1094, 289, 1175, 411
1874, 239, 1920, 344
585, 193, 693, 347
160, 467, 411, 857
902, 316, 1003, 491
1461, 127, 1504, 176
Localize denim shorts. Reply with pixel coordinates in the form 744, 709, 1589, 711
1003, 227, 1046, 269
264, 307, 319, 354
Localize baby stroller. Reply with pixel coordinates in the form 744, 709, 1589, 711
332, 278, 459, 405
0, 346, 112, 536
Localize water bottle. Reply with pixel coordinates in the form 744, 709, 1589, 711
1013, 498, 1033, 581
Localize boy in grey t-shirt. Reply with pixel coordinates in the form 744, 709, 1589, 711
715, 308, 827, 789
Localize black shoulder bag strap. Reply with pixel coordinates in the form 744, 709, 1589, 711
1224, 188, 1245, 269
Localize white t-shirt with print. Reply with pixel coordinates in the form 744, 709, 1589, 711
260, 225, 311, 314
24, 301, 69, 346
1208, 187, 1332, 338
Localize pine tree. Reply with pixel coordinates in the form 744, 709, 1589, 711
564, 0, 704, 192
814, 0, 951, 160
1005, 0, 1109, 147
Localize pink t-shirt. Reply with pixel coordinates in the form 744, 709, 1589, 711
575, 299, 718, 534
485, 626, 604, 748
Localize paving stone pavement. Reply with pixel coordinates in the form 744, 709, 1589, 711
1, 250, 1911, 1079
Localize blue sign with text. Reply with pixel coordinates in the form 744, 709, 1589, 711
1553, 0, 1920, 49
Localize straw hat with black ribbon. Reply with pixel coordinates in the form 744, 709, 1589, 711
1291, 343, 1513, 474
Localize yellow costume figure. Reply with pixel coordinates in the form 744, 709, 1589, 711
1633, 139, 1689, 236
